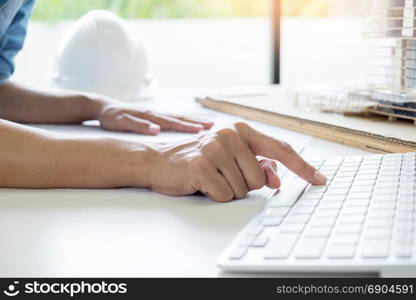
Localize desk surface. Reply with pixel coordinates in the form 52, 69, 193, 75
0, 89, 370, 277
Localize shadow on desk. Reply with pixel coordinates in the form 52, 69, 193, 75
0, 187, 263, 277
0, 187, 260, 231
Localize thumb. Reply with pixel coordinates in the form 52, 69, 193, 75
259, 159, 281, 189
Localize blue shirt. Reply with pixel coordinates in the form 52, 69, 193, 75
0, 0, 35, 83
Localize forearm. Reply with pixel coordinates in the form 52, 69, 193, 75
0, 82, 109, 123
0, 119, 156, 188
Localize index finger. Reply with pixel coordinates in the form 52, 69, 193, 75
128, 110, 204, 133
169, 115, 215, 130
235, 122, 327, 186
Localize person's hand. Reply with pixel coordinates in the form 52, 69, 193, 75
148, 122, 327, 202
98, 104, 214, 135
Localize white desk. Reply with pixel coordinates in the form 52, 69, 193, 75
0, 89, 370, 277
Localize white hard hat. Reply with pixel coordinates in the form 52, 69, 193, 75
53, 10, 155, 101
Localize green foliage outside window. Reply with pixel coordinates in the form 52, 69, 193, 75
32, 0, 332, 21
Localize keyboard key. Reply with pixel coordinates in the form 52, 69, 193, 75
364, 228, 392, 239
264, 207, 291, 217
331, 234, 360, 245
344, 156, 362, 162
356, 169, 378, 176
378, 171, 401, 177
366, 218, 394, 228
374, 185, 398, 192
355, 175, 377, 181
334, 178, 356, 184
322, 161, 341, 168
350, 186, 373, 193
291, 206, 315, 215
396, 212, 414, 222
308, 186, 327, 194
286, 214, 311, 223
309, 218, 337, 227
315, 209, 340, 219
400, 175, 415, 183
335, 224, 362, 234
238, 235, 256, 246
246, 225, 263, 236
379, 166, 401, 173
269, 198, 296, 207
361, 240, 390, 258
395, 233, 413, 245
305, 226, 332, 238
371, 194, 397, 203
296, 199, 320, 207
342, 207, 368, 215
295, 238, 327, 259
261, 216, 283, 226
359, 165, 379, 170
264, 233, 299, 259
399, 189, 414, 197
348, 192, 372, 199
363, 156, 382, 161
395, 245, 412, 258
326, 188, 349, 195
229, 247, 247, 259
328, 244, 356, 259
319, 202, 343, 210
301, 193, 324, 200
251, 235, 270, 247
347, 194, 372, 201
351, 180, 376, 187
371, 202, 396, 211
330, 182, 352, 189
375, 181, 399, 188
382, 155, 402, 160
336, 171, 356, 177
323, 195, 346, 203
332, 178, 354, 184
344, 199, 370, 207
339, 166, 358, 172
324, 157, 344, 164
395, 222, 414, 233
338, 215, 365, 224
399, 181, 414, 188
361, 161, 381, 166
280, 223, 306, 233
397, 202, 415, 212
342, 160, 361, 166
368, 210, 395, 219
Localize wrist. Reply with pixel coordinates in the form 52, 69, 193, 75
121, 141, 162, 188
80, 93, 113, 120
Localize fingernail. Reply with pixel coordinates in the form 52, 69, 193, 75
270, 161, 278, 172
312, 170, 327, 185
194, 125, 204, 131
149, 124, 160, 134
262, 160, 277, 172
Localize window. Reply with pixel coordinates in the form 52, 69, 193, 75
15, 0, 363, 89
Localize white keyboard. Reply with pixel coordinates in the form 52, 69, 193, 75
218, 152, 416, 276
